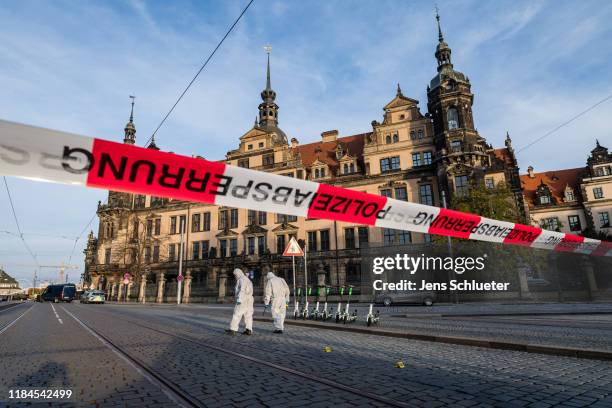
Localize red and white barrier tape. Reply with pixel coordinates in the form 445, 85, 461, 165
1, 119, 610, 257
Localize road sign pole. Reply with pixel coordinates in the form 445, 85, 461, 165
292, 255, 296, 306
304, 248, 308, 306
177, 219, 185, 305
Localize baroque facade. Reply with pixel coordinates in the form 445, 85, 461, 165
521, 141, 612, 236
83, 14, 545, 302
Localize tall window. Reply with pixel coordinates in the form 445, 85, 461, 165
568, 215, 581, 232
394, 187, 408, 201
420, 184, 433, 206
455, 175, 469, 197
358, 227, 369, 247
383, 228, 394, 244
229, 239, 238, 257
193, 241, 200, 260
599, 212, 610, 228
385, 135, 391, 144
153, 245, 160, 262
202, 212, 211, 231
447, 107, 459, 129
154, 219, 161, 235
276, 235, 286, 254
201, 241, 209, 259
219, 240, 227, 258
145, 246, 152, 264
392, 133, 399, 143
423, 151, 432, 165
170, 216, 177, 234
308, 231, 317, 252
230, 209, 238, 229
564, 189, 575, 202
320, 230, 330, 251
412, 153, 423, 167
343, 163, 348, 174
485, 178, 494, 189
417, 129, 424, 139
248, 237, 256, 255
146, 219, 153, 237
248, 210, 257, 225
179, 215, 186, 233
169, 244, 176, 261
380, 156, 400, 172
105, 248, 111, 264
257, 236, 266, 255
383, 229, 411, 244
410, 131, 416, 140
594, 187, 604, 199
192, 213, 201, 232
218, 210, 228, 230
259, 211, 267, 225
345, 228, 355, 249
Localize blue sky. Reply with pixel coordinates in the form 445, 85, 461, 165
1, 0, 611, 284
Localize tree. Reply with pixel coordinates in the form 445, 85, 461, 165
451, 180, 523, 223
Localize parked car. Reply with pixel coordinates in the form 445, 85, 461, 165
40, 284, 77, 303
374, 290, 436, 306
81, 290, 105, 304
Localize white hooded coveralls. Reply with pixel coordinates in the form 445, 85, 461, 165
263, 272, 290, 330
229, 268, 254, 332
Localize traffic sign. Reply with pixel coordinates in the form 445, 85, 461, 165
283, 237, 304, 257
177, 274, 184, 282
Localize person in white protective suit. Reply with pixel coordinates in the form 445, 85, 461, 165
226, 268, 254, 335
263, 271, 291, 333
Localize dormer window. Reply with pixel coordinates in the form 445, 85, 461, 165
539, 194, 551, 204
450, 140, 462, 152
343, 162, 356, 175
564, 187, 575, 202
335, 145, 345, 159
447, 107, 459, 130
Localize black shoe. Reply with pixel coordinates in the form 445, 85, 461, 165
243, 329, 252, 335
225, 329, 237, 336
273, 330, 283, 334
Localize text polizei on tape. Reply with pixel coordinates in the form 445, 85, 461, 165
1, 119, 610, 257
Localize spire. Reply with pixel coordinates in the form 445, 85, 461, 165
265, 45, 272, 90
123, 95, 136, 145
435, 5, 444, 42
396, 83, 402, 96
147, 134, 159, 150
258, 45, 279, 129
434, 7, 453, 72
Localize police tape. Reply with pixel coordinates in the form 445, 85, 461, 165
1, 119, 611, 257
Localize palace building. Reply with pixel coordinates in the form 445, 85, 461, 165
521, 141, 611, 236
83, 13, 607, 303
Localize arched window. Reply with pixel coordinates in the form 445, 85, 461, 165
447, 108, 459, 130
385, 135, 391, 144
314, 168, 319, 178
321, 168, 326, 177
410, 131, 416, 140
349, 163, 355, 173
392, 133, 399, 143
343, 163, 348, 174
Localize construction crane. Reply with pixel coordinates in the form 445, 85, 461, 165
11, 262, 80, 285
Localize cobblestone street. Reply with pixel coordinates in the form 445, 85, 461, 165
2, 301, 612, 407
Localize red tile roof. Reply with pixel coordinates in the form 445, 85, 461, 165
292, 133, 369, 168
493, 148, 514, 166
520, 167, 585, 207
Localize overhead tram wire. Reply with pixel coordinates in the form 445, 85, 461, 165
144, 0, 256, 147
67, 211, 97, 265
2, 176, 39, 267
517, 91, 612, 153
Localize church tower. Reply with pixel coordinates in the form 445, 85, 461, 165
427, 10, 489, 197
123, 95, 136, 145
257, 46, 287, 146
